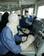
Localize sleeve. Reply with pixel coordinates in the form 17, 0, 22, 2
15, 35, 22, 45
26, 19, 32, 25
3, 29, 21, 54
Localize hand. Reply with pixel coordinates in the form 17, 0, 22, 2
20, 35, 35, 50
22, 36, 27, 42
22, 28, 30, 34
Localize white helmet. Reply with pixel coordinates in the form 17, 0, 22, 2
8, 13, 19, 26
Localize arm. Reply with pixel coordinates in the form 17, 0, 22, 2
20, 35, 35, 51
3, 29, 21, 54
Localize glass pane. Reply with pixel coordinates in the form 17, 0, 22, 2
37, 6, 44, 20
29, 8, 34, 15
23, 8, 34, 15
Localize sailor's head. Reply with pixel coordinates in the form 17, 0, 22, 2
25, 10, 29, 17
18, 14, 21, 20
8, 13, 19, 26
1, 12, 9, 25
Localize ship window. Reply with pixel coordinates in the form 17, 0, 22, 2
23, 8, 34, 15
37, 6, 44, 20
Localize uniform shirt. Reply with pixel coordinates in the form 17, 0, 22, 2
0, 26, 21, 55
26, 16, 33, 25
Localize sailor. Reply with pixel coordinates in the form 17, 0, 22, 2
0, 13, 35, 56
